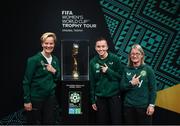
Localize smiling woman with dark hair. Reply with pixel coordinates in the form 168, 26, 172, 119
89, 37, 124, 125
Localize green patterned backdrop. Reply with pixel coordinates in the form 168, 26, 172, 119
99, 0, 180, 90
0, 0, 179, 124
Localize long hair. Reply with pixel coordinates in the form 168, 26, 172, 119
128, 44, 145, 66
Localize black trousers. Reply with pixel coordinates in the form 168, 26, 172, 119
123, 106, 152, 125
26, 95, 58, 125
95, 95, 122, 125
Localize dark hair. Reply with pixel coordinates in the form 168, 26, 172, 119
95, 37, 109, 51
95, 37, 107, 43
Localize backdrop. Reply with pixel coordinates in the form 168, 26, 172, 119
1, 0, 179, 124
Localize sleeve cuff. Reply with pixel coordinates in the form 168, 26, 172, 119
149, 104, 155, 107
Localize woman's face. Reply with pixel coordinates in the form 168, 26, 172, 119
41, 37, 55, 54
130, 48, 143, 65
95, 40, 108, 58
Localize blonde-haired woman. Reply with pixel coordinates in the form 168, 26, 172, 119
121, 44, 157, 124
23, 32, 60, 124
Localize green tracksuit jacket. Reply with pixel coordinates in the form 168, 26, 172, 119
121, 64, 157, 108
23, 52, 60, 103
90, 52, 124, 104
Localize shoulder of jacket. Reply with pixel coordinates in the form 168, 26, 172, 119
109, 52, 120, 58
144, 64, 153, 70
52, 55, 58, 60
109, 53, 121, 64
28, 53, 41, 62
90, 55, 98, 62
142, 64, 155, 75
124, 66, 130, 71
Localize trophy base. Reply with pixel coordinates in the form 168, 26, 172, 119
62, 75, 88, 81
60, 80, 90, 124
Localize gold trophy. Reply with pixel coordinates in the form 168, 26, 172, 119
72, 43, 79, 79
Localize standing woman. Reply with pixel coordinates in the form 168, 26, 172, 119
23, 32, 60, 124
90, 37, 124, 124
121, 44, 157, 124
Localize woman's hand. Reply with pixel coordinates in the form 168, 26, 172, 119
24, 103, 32, 111
146, 105, 155, 116
92, 104, 97, 111
100, 63, 108, 73
45, 64, 56, 74
130, 74, 141, 86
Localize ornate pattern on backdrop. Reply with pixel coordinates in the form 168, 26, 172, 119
99, 0, 179, 90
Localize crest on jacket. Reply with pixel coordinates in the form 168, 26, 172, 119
140, 70, 146, 76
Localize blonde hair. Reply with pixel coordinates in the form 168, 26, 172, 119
40, 32, 57, 44
128, 44, 145, 66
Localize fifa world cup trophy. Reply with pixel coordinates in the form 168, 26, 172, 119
72, 43, 79, 79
